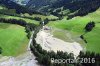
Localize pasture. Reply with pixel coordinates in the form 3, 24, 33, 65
0, 23, 28, 56
47, 9, 100, 53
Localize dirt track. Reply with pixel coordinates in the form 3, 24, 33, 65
35, 29, 83, 57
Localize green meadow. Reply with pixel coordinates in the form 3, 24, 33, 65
0, 5, 57, 56
47, 9, 100, 53
0, 14, 39, 25
0, 23, 28, 56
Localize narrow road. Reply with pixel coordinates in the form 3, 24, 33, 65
27, 31, 34, 51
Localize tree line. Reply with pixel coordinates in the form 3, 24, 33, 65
0, 18, 38, 54
80, 21, 95, 43
0, 18, 37, 39
30, 25, 100, 66
0, 18, 27, 26
30, 26, 75, 66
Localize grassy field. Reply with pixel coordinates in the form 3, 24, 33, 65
47, 9, 100, 53
0, 23, 28, 56
51, 28, 76, 42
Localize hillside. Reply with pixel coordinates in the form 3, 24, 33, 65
26, 0, 58, 10
0, 0, 100, 66
47, 9, 100, 54
26, 0, 100, 18
11, 0, 30, 5
0, 0, 34, 14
